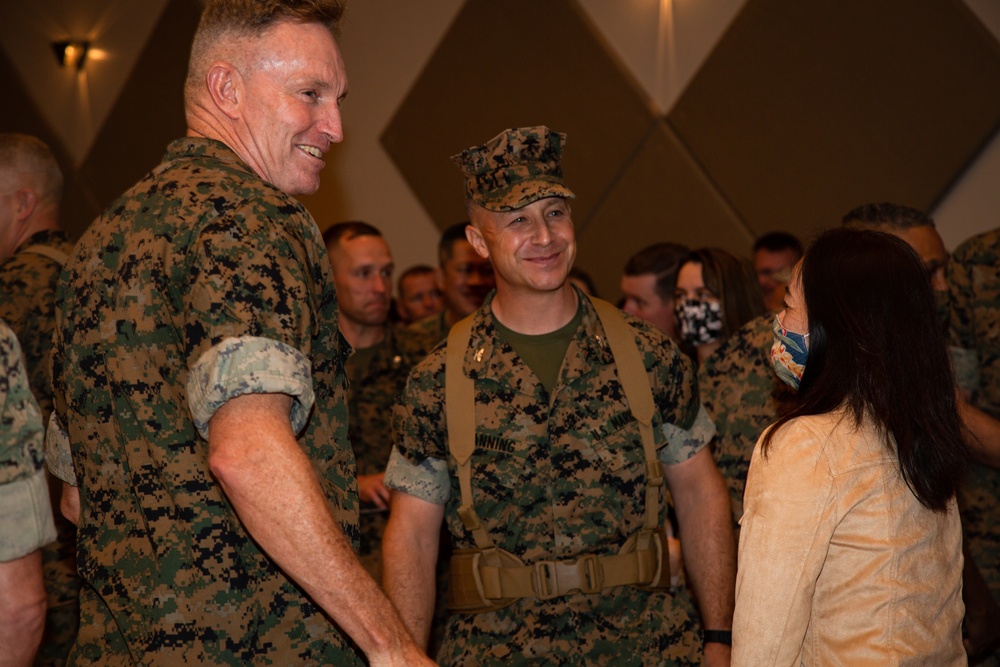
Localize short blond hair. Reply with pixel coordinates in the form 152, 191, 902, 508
184, 0, 346, 107
0, 133, 63, 205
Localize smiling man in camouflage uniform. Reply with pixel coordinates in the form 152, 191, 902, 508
382, 126, 735, 666
45, 1, 431, 665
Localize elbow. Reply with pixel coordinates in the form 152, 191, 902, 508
208, 445, 249, 492
60, 482, 81, 526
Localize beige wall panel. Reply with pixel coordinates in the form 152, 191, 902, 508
668, 0, 1000, 241
0, 48, 98, 240
77, 0, 200, 226
576, 122, 751, 301
381, 0, 655, 234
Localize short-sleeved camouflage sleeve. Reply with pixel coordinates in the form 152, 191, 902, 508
383, 447, 451, 504
389, 348, 450, 465
0, 323, 44, 485
0, 322, 56, 559
45, 412, 75, 485
634, 314, 713, 464
181, 202, 322, 382
187, 336, 314, 439
659, 404, 716, 466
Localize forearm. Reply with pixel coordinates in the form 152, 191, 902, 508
0, 549, 46, 667
381, 493, 443, 649
668, 455, 736, 631
959, 399, 1000, 468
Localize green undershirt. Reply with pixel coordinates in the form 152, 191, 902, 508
492, 302, 583, 395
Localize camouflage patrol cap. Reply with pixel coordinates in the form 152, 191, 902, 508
451, 126, 575, 212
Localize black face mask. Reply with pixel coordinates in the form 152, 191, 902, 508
674, 298, 723, 346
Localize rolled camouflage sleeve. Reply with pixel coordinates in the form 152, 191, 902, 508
646, 327, 713, 465
659, 404, 716, 466
45, 412, 75, 486
0, 323, 56, 560
383, 446, 451, 504
0, 468, 57, 561
187, 336, 315, 439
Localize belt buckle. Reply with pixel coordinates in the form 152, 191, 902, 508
532, 555, 604, 600
532, 560, 559, 600
577, 554, 603, 594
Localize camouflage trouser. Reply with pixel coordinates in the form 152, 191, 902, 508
35, 602, 79, 667
436, 583, 703, 666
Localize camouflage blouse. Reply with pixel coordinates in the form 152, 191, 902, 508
49, 138, 361, 666
387, 292, 715, 666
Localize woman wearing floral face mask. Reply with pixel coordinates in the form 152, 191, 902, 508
733, 227, 969, 665
674, 248, 764, 366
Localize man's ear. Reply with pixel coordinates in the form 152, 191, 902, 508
206, 62, 241, 120
465, 223, 490, 260
14, 188, 37, 222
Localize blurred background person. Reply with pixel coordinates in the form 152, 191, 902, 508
324, 222, 437, 579
620, 241, 689, 342
752, 232, 803, 314
395, 264, 443, 325
948, 225, 1000, 665
734, 227, 968, 664
412, 221, 494, 341
674, 248, 764, 366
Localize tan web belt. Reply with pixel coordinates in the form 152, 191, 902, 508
445, 295, 670, 613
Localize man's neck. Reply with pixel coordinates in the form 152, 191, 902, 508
340, 318, 387, 350
13, 217, 60, 254
490, 284, 579, 335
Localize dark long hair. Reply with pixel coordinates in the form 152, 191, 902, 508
762, 228, 967, 511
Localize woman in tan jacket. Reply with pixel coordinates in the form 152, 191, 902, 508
733, 227, 969, 665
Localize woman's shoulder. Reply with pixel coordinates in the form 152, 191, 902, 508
764, 411, 843, 444
765, 410, 891, 472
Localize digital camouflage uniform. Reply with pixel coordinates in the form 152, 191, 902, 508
0, 319, 56, 563
345, 322, 437, 575
386, 292, 716, 666
47, 138, 362, 666
409, 309, 450, 346
947, 227, 1000, 664
0, 229, 74, 421
0, 229, 81, 666
698, 315, 794, 534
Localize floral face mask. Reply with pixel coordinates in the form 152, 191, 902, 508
770, 313, 809, 390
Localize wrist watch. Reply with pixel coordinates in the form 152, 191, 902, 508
703, 630, 733, 646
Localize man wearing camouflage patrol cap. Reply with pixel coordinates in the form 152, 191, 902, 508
382, 126, 736, 665
46, 1, 432, 665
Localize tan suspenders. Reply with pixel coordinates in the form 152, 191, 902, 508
445, 295, 671, 612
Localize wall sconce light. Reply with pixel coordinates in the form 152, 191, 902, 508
52, 40, 91, 71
